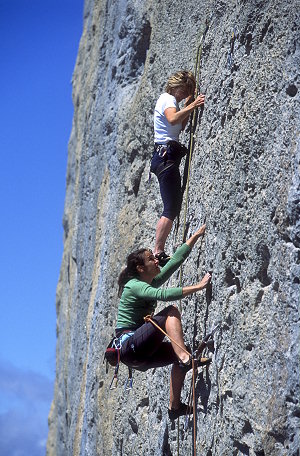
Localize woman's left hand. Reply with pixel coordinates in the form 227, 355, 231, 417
194, 224, 206, 238
184, 95, 195, 107
186, 224, 206, 248
193, 93, 205, 107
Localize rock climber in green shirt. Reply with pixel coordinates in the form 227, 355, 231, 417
116, 224, 211, 420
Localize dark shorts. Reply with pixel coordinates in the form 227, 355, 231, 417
150, 142, 186, 221
120, 305, 178, 372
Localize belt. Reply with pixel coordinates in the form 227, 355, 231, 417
154, 143, 168, 157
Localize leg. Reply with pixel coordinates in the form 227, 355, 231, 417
154, 216, 173, 254
121, 306, 179, 366
154, 164, 182, 254
164, 306, 190, 409
170, 364, 186, 409
121, 305, 189, 365
121, 305, 190, 410
164, 305, 190, 364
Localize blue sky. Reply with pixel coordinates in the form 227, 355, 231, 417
0, 0, 83, 453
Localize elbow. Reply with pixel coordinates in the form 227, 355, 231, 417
166, 115, 178, 126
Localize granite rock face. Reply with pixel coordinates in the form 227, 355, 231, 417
47, 0, 300, 455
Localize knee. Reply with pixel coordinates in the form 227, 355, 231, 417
166, 304, 181, 319
162, 209, 177, 221
162, 199, 181, 221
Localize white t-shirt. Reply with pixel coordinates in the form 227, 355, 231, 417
154, 93, 182, 144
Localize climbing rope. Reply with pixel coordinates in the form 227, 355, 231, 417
144, 314, 213, 456
181, 17, 212, 246
144, 314, 207, 456
176, 16, 213, 456
192, 359, 197, 456
179, 17, 212, 315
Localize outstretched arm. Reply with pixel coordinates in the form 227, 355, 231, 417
132, 271, 211, 301
152, 224, 207, 287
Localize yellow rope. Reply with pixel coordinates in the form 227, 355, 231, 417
176, 17, 212, 455
182, 26, 206, 238
179, 25, 207, 313
177, 416, 180, 456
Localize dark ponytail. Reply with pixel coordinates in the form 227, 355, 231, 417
118, 248, 148, 297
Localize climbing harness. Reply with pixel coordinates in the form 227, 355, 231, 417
151, 141, 188, 180
104, 331, 135, 390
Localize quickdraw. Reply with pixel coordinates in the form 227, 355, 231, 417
104, 332, 135, 390
227, 26, 237, 69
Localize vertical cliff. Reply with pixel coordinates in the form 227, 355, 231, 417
47, 0, 300, 454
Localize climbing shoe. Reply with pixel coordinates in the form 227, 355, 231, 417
198, 357, 212, 366
177, 356, 212, 373
155, 251, 171, 266
168, 402, 193, 421
177, 357, 193, 373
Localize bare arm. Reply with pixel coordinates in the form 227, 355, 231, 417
182, 95, 196, 129
182, 272, 211, 297
164, 94, 205, 126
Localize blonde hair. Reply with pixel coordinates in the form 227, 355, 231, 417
165, 70, 196, 96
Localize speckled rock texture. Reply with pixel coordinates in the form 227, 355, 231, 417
47, 0, 300, 455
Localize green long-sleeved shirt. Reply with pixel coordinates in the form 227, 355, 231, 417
116, 243, 191, 329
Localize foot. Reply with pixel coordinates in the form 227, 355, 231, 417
168, 402, 193, 421
177, 356, 212, 373
155, 251, 171, 266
